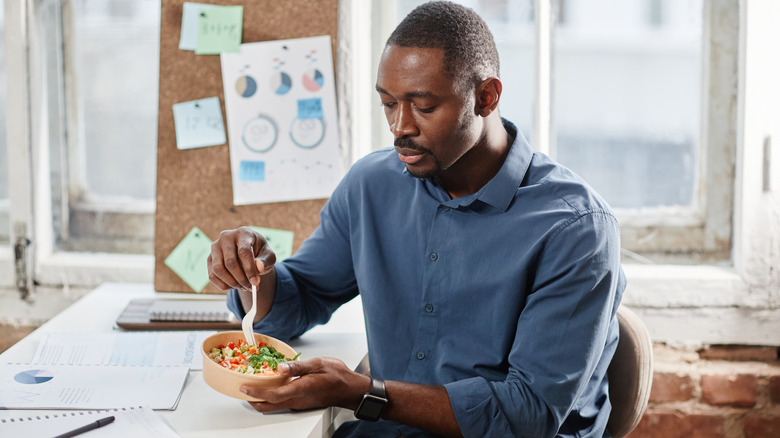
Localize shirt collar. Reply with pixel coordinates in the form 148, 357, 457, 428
401, 119, 534, 212
470, 119, 533, 211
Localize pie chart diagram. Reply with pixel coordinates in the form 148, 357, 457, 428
14, 369, 54, 384
271, 72, 292, 95
235, 75, 257, 98
242, 115, 278, 153
290, 118, 325, 149
302, 69, 325, 92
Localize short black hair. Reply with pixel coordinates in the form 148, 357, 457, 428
386, 1, 500, 90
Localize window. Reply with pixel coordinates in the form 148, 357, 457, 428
2, 0, 158, 290
0, 0, 8, 245
2, 0, 774, 345
376, 0, 726, 264
552, 0, 719, 263
377, 0, 535, 156
55, 0, 160, 253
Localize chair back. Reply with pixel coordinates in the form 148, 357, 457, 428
607, 305, 654, 437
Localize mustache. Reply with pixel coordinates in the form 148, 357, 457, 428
394, 137, 425, 152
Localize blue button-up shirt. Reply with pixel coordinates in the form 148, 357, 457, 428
228, 120, 625, 437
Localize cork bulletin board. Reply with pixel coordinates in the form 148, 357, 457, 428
155, 0, 339, 293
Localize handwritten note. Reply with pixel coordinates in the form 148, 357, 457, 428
196, 5, 243, 55
179, 2, 219, 50
172, 97, 226, 149
239, 160, 266, 181
164, 227, 212, 293
249, 226, 295, 261
297, 97, 324, 119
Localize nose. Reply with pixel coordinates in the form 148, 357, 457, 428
390, 102, 418, 138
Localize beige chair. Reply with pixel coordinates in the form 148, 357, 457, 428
607, 305, 654, 438
350, 305, 653, 437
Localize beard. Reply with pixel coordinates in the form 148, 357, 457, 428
394, 137, 445, 179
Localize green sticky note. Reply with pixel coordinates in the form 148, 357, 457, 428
164, 227, 213, 292
250, 226, 295, 262
195, 5, 243, 55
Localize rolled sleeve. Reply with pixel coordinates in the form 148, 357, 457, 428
224, 264, 304, 342
444, 211, 623, 438
445, 377, 520, 437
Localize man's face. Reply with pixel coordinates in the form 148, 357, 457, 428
376, 45, 480, 179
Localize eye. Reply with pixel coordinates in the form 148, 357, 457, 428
416, 105, 435, 114
381, 101, 396, 109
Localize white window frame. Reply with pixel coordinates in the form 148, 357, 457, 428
2, 0, 155, 293
3, 0, 779, 345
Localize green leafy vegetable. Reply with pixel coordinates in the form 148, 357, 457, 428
247, 345, 299, 371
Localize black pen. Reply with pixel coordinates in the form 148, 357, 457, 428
52, 415, 115, 438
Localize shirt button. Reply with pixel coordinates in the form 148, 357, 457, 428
425, 303, 434, 313
417, 351, 425, 360
429, 252, 438, 261
442, 206, 451, 212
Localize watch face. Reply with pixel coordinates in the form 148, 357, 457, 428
356, 394, 387, 421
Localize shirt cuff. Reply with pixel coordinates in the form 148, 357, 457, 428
444, 377, 513, 437
224, 263, 303, 342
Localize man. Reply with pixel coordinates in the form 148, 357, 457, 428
208, 2, 625, 437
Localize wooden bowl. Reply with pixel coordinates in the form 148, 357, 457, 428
201, 331, 297, 401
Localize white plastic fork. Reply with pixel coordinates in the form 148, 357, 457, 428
242, 284, 257, 347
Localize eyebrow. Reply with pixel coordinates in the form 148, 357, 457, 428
375, 85, 436, 100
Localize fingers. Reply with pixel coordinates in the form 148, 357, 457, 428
240, 358, 358, 414
238, 360, 318, 408
255, 245, 277, 275
208, 227, 276, 291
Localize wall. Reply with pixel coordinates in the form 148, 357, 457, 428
628, 344, 780, 438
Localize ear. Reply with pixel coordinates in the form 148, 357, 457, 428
475, 77, 502, 117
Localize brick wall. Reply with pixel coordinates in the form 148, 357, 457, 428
628, 344, 780, 438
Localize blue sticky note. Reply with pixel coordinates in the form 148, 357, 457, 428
172, 97, 226, 149
240, 161, 266, 181
297, 98, 323, 119
179, 2, 219, 51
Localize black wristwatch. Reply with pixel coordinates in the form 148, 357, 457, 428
354, 376, 388, 422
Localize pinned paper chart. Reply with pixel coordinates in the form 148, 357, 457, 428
221, 35, 342, 205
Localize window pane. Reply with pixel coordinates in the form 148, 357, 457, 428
51, 0, 159, 254
0, 0, 8, 244
394, 0, 535, 139
72, 0, 160, 201
553, 0, 703, 210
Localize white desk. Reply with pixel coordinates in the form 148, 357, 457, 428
0, 283, 367, 438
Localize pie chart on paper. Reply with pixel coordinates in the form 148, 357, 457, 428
235, 75, 257, 98
302, 69, 325, 92
271, 71, 293, 95
14, 369, 55, 384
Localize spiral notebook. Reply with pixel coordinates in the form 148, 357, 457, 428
116, 298, 241, 331
0, 406, 180, 438
147, 299, 234, 322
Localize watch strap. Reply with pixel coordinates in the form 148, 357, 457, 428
354, 376, 388, 422
369, 376, 386, 398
